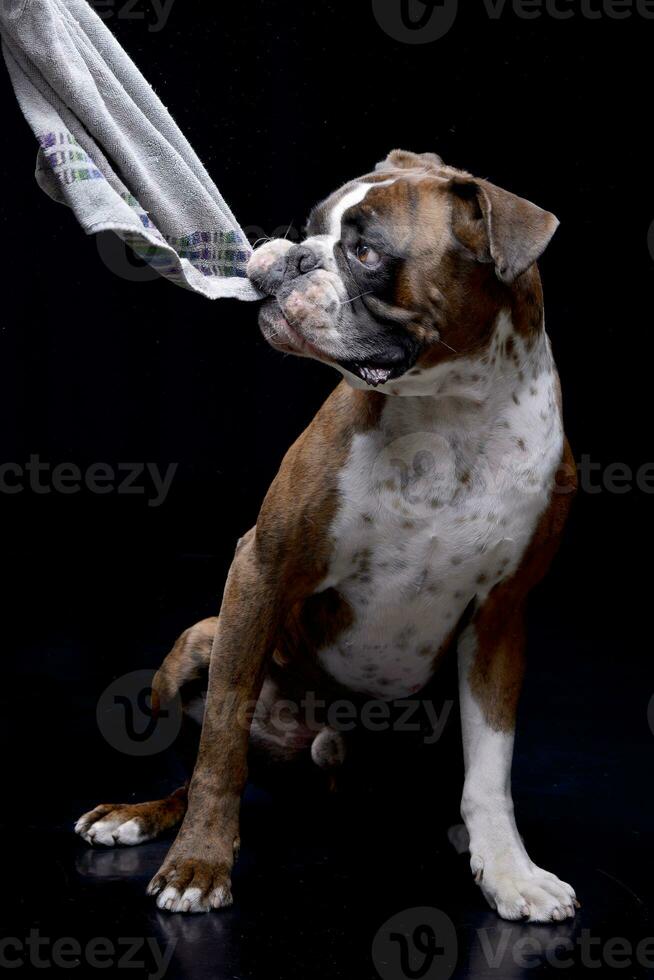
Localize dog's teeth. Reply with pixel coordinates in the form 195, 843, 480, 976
358, 365, 392, 387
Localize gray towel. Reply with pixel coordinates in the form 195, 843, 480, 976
1, 0, 262, 301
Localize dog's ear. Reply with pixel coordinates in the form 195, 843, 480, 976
449, 176, 559, 284
376, 149, 444, 173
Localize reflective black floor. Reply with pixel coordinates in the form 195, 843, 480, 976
3, 597, 653, 979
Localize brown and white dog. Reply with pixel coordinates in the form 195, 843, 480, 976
76, 150, 578, 922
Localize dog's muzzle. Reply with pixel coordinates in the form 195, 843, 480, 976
247, 238, 418, 387
248, 238, 347, 354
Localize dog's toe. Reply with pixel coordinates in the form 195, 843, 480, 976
474, 857, 578, 924
149, 859, 233, 914
75, 805, 149, 848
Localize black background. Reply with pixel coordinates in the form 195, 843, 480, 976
1, 2, 653, 978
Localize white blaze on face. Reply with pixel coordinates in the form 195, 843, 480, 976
261, 178, 402, 367
323, 179, 398, 246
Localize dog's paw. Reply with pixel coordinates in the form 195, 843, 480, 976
472, 855, 578, 923
75, 804, 152, 847
247, 239, 294, 295
147, 858, 233, 914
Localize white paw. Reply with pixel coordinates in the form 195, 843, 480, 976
147, 855, 234, 914
473, 855, 578, 922
152, 883, 232, 914
75, 806, 148, 847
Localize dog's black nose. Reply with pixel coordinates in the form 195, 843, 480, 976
284, 244, 320, 282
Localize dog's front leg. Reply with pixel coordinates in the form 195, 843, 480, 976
457, 599, 578, 923
147, 534, 282, 913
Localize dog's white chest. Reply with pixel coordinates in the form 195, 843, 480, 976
316, 331, 563, 699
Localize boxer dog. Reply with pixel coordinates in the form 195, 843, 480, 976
76, 150, 578, 923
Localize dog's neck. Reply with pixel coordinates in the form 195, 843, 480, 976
347, 311, 553, 434
357, 309, 561, 509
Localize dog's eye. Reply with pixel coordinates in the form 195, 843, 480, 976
355, 242, 381, 268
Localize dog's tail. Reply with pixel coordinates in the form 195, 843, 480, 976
151, 617, 217, 716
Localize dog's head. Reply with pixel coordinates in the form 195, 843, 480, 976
247, 151, 558, 392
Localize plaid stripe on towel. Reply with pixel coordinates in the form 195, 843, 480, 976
0, 0, 262, 301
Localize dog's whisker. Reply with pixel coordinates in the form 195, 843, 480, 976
340, 291, 374, 307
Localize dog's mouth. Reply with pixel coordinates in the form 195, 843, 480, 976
335, 359, 405, 388
258, 302, 326, 361
258, 300, 414, 388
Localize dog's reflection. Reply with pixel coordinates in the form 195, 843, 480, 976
75, 841, 168, 880
76, 843, 242, 975
467, 914, 579, 976
153, 910, 242, 979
